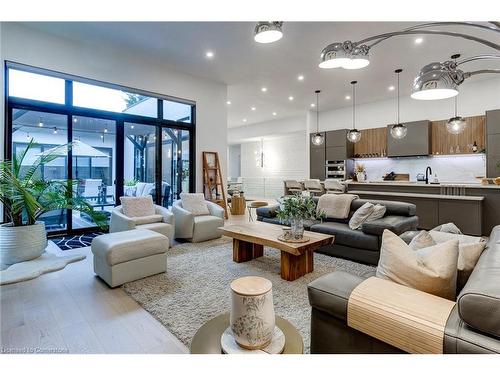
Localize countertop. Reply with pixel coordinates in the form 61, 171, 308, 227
349, 190, 485, 201
347, 181, 500, 189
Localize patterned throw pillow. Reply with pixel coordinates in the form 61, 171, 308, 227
120, 196, 155, 218
366, 204, 386, 222
180, 193, 210, 216
432, 222, 462, 234
376, 230, 459, 300
349, 202, 375, 230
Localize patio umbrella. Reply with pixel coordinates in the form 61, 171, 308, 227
36, 140, 110, 158
36, 140, 110, 179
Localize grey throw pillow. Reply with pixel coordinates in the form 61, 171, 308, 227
349, 202, 375, 230
409, 230, 436, 250
432, 222, 462, 234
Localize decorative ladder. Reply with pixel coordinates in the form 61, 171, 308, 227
202, 151, 228, 219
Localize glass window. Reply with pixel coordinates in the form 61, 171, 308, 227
73, 82, 157, 117
12, 109, 68, 231
8, 69, 65, 104
162, 129, 190, 206
163, 100, 192, 123
124, 123, 158, 202
72, 116, 116, 229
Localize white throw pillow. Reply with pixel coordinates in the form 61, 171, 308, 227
366, 204, 386, 222
180, 193, 210, 216
376, 230, 459, 300
429, 230, 481, 245
349, 202, 375, 230
120, 196, 155, 218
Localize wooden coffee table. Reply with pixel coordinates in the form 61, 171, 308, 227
219, 222, 334, 281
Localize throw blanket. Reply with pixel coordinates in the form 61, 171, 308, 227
316, 193, 358, 219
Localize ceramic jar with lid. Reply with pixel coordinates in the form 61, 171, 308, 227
230, 276, 275, 350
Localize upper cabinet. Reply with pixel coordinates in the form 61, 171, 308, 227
353, 127, 387, 158
310, 132, 326, 180
430, 115, 486, 156
387, 120, 431, 157
486, 110, 500, 178
325, 129, 353, 160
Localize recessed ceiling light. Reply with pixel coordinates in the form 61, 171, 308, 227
310, 103, 316, 108
288, 96, 294, 101
388, 85, 395, 91
251, 106, 256, 111
414, 37, 423, 45
243, 118, 247, 122
297, 75, 304, 81
272, 112, 277, 116
261, 87, 267, 92
205, 51, 214, 58
226, 100, 231, 105
345, 95, 351, 100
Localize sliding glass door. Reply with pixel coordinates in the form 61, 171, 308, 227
72, 116, 116, 229
11, 109, 69, 232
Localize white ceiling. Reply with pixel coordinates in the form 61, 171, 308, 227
24, 22, 500, 128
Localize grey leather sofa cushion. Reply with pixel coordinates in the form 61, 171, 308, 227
361, 215, 419, 236
457, 225, 500, 338
255, 205, 278, 218
352, 199, 416, 217
308, 271, 367, 321
310, 222, 379, 251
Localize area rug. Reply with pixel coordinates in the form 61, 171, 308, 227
123, 237, 375, 353
51, 232, 104, 250
0, 241, 86, 285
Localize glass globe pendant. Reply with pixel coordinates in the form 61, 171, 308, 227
391, 68, 407, 140
447, 116, 467, 134
347, 81, 362, 143
390, 123, 408, 139
311, 90, 325, 146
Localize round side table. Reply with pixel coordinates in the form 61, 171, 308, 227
248, 201, 268, 222
190, 313, 303, 354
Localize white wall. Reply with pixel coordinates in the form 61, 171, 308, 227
239, 131, 306, 199
318, 77, 500, 132
0, 23, 227, 193
227, 144, 241, 179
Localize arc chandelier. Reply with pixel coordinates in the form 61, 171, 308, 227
319, 22, 500, 100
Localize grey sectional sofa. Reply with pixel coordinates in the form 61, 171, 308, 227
256, 198, 418, 265
307, 225, 500, 354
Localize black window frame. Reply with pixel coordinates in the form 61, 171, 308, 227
4, 61, 196, 236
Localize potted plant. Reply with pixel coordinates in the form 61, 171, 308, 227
0, 140, 107, 270
276, 195, 326, 239
355, 163, 367, 182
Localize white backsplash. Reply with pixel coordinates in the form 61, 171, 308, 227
355, 154, 486, 183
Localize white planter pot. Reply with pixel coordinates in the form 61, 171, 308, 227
230, 276, 275, 350
0, 222, 47, 270
356, 172, 366, 182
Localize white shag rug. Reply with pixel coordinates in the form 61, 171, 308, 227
0, 241, 85, 285
123, 237, 374, 353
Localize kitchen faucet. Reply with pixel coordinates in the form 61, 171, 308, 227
425, 166, 432, 184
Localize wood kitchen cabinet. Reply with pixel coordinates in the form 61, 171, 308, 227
431, 115, 486, 156
353, 127, 387, 157
325, 129, 353, 160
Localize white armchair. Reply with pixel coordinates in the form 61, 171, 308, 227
110, 204, 175, 247
172, 200, 224, 243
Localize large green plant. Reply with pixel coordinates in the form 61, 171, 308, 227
0, 139, 107, 229
276, 194, 326, 222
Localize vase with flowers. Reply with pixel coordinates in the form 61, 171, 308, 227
276, 195, 326, 240
355, 163, 367, 182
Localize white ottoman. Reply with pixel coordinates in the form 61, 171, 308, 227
91, 229, 169, 287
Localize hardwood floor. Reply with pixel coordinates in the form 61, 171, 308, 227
0, 198, 276, 354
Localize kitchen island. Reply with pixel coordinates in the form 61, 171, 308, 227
346, 181, 500, 236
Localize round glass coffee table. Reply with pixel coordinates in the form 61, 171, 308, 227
190, 313, 303, 354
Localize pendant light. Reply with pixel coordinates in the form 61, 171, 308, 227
311, 90, 325, 146
390, 68, 408, 139
446, 54, 467, 134
347, 81, 362, 143
254, 22, 283, 44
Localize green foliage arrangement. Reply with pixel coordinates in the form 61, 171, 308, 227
0, 139, 107, 229
276, 194, 326, 222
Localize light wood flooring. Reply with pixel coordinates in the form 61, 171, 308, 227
0, 198, 275, 354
